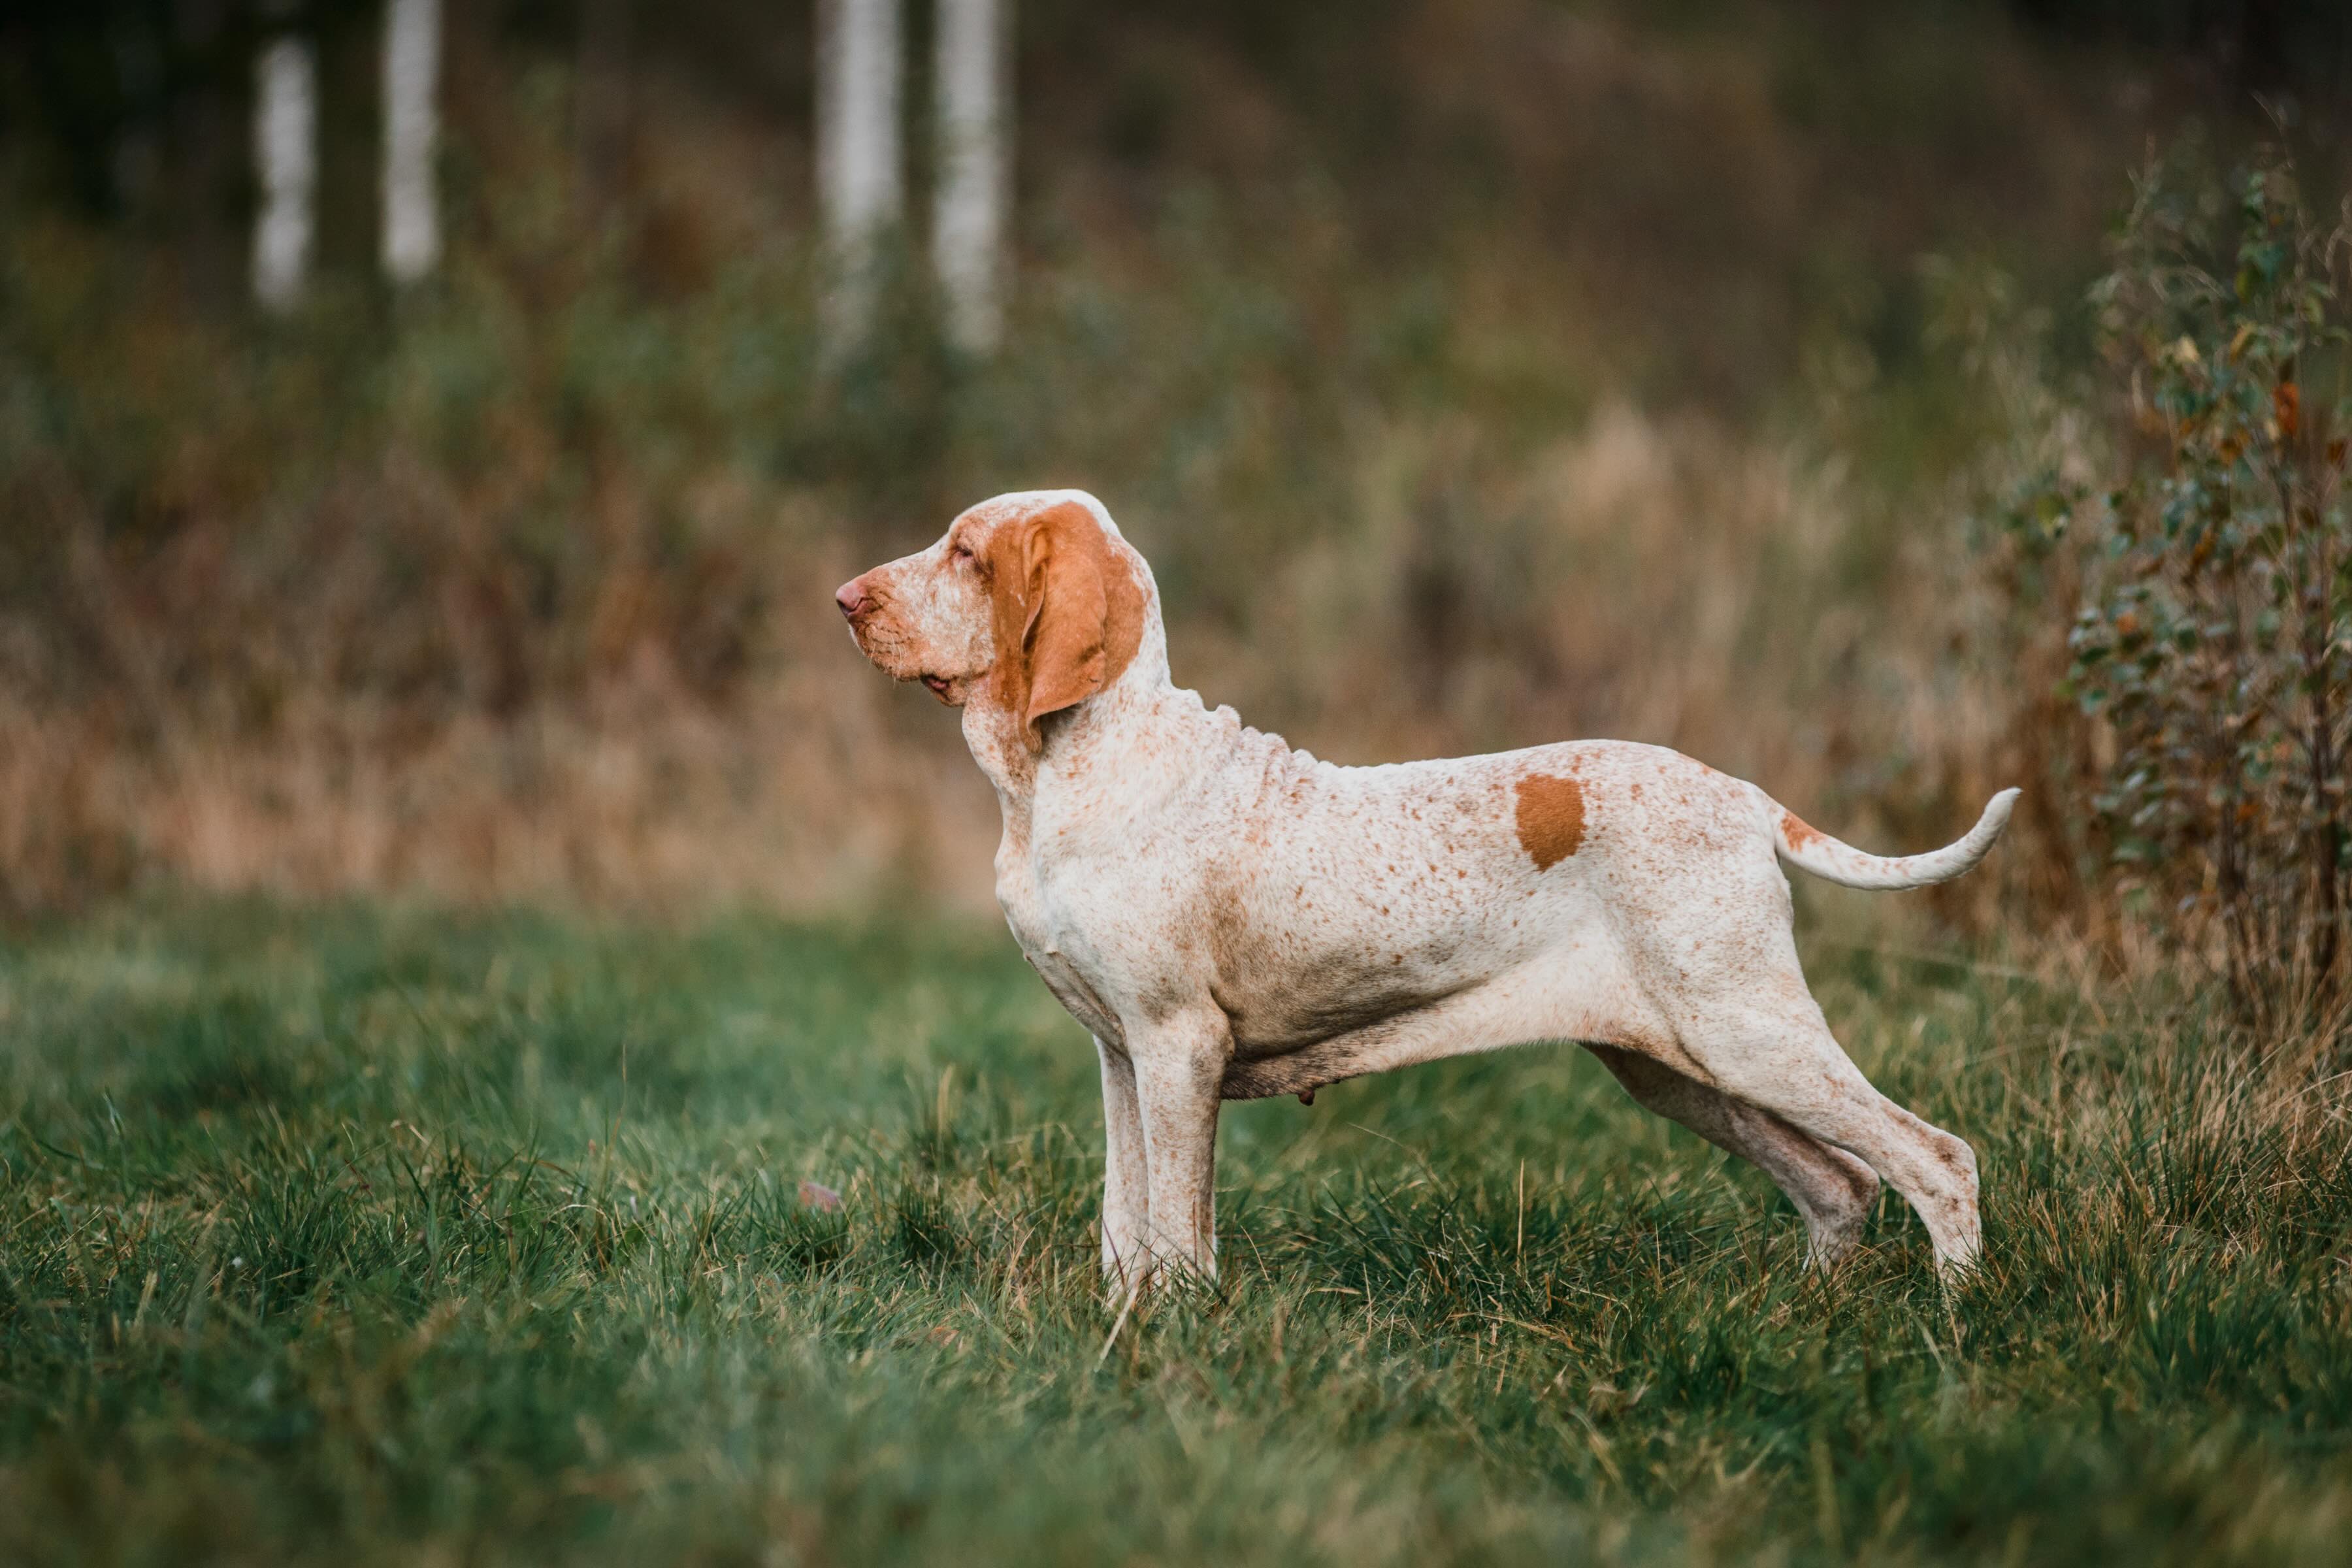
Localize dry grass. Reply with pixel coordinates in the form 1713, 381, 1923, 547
0, 402, 2057, 924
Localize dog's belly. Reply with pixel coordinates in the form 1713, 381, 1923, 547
1215, 974, 1478, 1100
1208, 894, 1618, 1100
1211, 943, 1643, 1102
1211, 942, 1478, 1058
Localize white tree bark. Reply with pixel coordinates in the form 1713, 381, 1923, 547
933, 0, 1009, 352
817, 0, 903, 345
381, 0, 444, 284
252, 34, 317, 312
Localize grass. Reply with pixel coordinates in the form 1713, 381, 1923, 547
3, 899, 2349, 1565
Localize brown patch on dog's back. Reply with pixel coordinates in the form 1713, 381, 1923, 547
1514, 773, 1586, 870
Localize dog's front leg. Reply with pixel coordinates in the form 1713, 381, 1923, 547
1096, 1037, 1152, 1292
1128, 1011, 1229, 1286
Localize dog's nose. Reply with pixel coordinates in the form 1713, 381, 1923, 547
835, 579, 872, 621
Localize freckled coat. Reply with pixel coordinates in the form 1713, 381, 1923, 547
838, 490, 2017, 1288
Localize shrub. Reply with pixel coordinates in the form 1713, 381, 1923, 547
2028, 144, 2351, 1007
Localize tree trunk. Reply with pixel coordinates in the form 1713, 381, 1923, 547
817, 0, 903, 348
933, 0, 1009, 352
252, 31, 317, 312
382, 0, 443, 284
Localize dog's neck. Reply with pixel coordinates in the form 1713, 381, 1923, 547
962, 606, 1228, 853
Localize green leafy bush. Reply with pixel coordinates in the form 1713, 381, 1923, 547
2034, 146, 2351, 1004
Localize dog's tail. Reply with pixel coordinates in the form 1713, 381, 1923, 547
1765, 787, 2019, 891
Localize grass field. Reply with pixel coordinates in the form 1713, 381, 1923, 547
3, 901, 2349, 1565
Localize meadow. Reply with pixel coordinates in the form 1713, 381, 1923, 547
5, 898, 2349, 1565
7, 6, 2351, 1561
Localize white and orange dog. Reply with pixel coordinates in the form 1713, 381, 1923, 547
838, 490, 2015, 1288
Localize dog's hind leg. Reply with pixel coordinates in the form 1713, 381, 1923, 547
1679, 1004, 1983, 1275
1589, 1044, 1880, 1267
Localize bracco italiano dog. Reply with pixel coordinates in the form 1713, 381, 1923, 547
837, 490, 2016, 1289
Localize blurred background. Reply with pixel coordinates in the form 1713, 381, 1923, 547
1, 0, 2346, 928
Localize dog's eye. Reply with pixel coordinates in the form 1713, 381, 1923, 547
950, 542, 976, 566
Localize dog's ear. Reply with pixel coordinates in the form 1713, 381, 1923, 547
1000, 501, 1143, 749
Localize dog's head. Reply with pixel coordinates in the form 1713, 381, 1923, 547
836, 491, 1149, 749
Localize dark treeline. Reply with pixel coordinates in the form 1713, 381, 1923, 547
7, 1, 2346, 227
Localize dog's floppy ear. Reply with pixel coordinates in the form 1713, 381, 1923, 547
1002, 501, 1144, 749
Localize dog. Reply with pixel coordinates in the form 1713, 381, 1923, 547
837, 489, 2015, 1288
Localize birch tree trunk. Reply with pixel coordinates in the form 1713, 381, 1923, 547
817, 0, 903, 347
382, 0, 443, 284
933, 0, 1008, 352
252, 32, 317, 312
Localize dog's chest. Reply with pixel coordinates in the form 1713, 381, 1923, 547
996, 851, 1130, 1044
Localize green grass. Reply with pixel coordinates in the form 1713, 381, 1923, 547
3, 901, 2349, 1565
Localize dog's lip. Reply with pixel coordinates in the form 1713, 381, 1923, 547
921, 674, 954, 699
